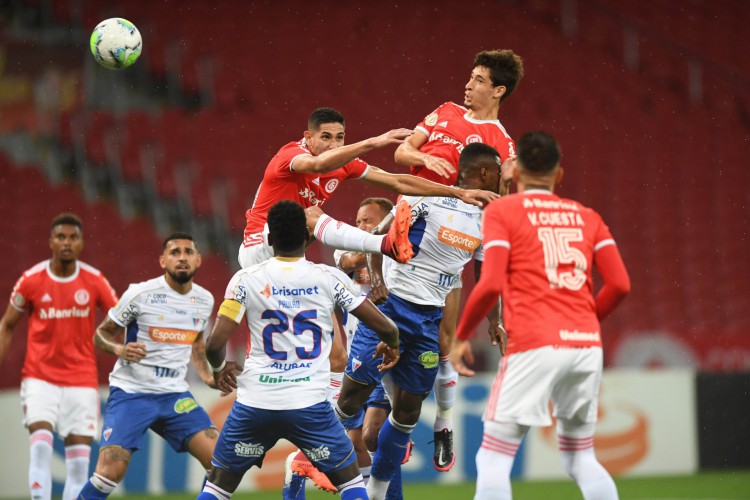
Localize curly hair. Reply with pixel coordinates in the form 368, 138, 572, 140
474, 49, 524, 103
267, 200, 308, 252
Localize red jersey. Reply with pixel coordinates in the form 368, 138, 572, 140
479, 190, 616, 354
243, 139, 370, 241
410, 101, 515, 185
10, 260, 119, 388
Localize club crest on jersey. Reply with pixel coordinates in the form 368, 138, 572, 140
352, 357, 362, 371
419, 351, 439, 369
465, 134, 483, 144
103, 427, 113, 441
74, 289, 90, 305
174, 397, 198, 414
324, 179, 339, 193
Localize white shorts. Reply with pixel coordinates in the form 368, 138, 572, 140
484, 346, 603, 427
20, 378, 99, 438
238, 230, 274, 269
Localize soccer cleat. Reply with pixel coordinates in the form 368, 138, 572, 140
381, 199, 414, 264
290, 449, 336, 493
283, 451, 308, 500
433, 428, 456, 472
401, 439, 414, 465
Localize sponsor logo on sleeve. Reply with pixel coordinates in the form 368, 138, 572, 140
149, 327, 199, 345
12, 293, 25, 308
234, 284, 248, 303
425, 112, 438, 126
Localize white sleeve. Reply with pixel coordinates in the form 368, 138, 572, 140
108, 283, 142, 327
327, 267, 367, 312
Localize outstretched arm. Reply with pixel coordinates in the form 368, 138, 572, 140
361, 167, 499, 207
394, 132, 456, 179
206, 309, 244, 394
0, 304, 23, 366
291, 128, 412, 174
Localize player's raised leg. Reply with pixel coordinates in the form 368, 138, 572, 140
433, 286, 461, 472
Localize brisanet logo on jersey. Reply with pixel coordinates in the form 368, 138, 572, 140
271, 285, 320, 296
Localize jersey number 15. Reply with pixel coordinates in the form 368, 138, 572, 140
537, 227, 587, 291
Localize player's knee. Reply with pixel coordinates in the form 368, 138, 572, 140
95, 446, 130, 483
362, 424, 379, 452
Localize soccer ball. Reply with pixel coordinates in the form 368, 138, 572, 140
89, 18, 142, 70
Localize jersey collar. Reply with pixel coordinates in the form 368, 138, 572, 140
45, 260, 80, 283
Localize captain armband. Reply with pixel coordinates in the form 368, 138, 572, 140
218, 299, 245, 323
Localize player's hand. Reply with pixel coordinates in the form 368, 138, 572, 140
118, 342, 147, 363
455, 188, 500, 207
451, 339, 476, 377
373, 128, 414, 148
423, 155, 457, 179
488, 323, 508, 356
500, 155, 517, 184
374, 342, 400, 371
369, 277, 389, 305
213, 361, 242, 395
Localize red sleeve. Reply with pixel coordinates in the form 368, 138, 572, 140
344, 158, 369, 179
594, 244, 630, 319
9, 273, 29, 311
277, 143, 310, 175
456, 245, 508, 341
415, 103, 447, 136
97, 274, 119, 310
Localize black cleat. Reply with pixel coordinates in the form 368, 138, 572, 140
433, 428, 455, 472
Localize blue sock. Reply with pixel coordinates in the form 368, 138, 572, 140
371, 415, 413, 483
386, 464, 403, 500
77, 480, 109, 500
340, 486, 367, 500
196, 494, 218, 500
282, 472, 307, 500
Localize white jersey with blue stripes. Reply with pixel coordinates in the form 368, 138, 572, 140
108, 276, 215, 394
385, 195, 484, 307
224, 256, 366, 410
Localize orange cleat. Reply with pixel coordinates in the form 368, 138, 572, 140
381, 199, 414, 264
402, 439, 415, 465
290, 449, 336, 493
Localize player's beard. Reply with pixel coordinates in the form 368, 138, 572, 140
168, 269, 195, 284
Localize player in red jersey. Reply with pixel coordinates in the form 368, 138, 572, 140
393, 49, 524, 471
240, 106, 499, 271
0, 213, 118, 500
453, 132, 630, 500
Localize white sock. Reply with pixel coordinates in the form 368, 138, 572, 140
359, 465, 371, 485
557, 420, 618, 500
326, 371, 344, 403
433, 356, 458, 431
203, 480, 232, 499
366, 476, 390, 500
314, 214, 384, 253
63, 444, 91, 500
474, 421, 526, 500
89, 472, 117, 493
29, 429, 53, 500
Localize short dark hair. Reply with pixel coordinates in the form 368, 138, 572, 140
163, 232, 194, 250
474, 49, 524, 103
517, 131, 561, 174
308, 107, 345, 131
359, 197, 394, 216
50, 213, 82, 232
267, 200, 307, 252
459, 143, 501, 171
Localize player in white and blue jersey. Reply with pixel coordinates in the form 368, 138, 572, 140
196, 201, 400, 500
78, 233, 217, 499
334, 144, 505, 500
